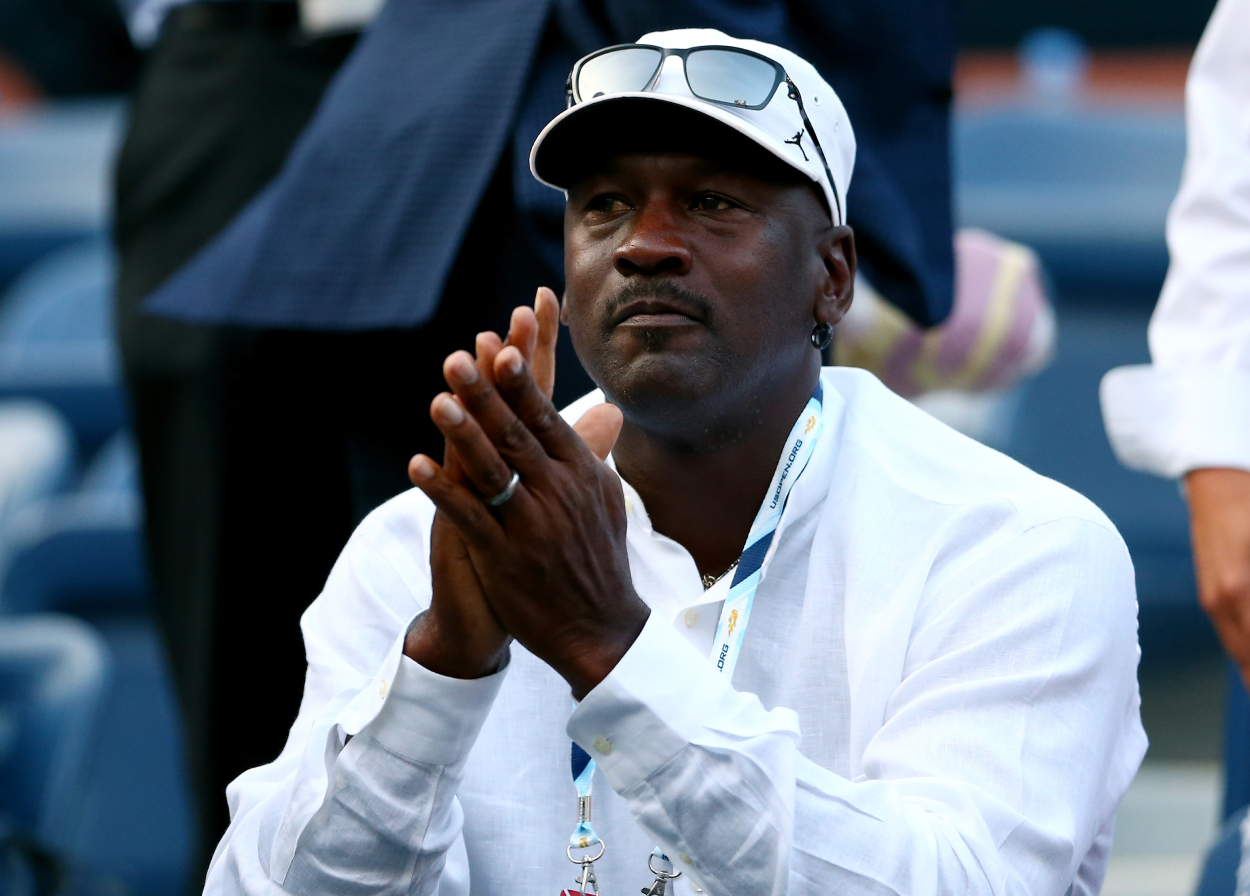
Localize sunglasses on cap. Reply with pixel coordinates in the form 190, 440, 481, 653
565, 44, 841, 222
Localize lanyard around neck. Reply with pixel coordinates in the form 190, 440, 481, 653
711, 382, 823, 679
565, 382, 824, 855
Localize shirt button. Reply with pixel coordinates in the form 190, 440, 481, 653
592, 736, 612, 755
683, 609, 700, 627
378, 678, 389, 699
624, 495, 634, 515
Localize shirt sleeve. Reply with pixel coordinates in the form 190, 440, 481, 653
568, 517, 1145, 896
1101, 0, 1250, 478
204, 491, 507, 896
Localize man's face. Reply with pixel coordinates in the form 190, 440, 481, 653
562, 151, 850, 442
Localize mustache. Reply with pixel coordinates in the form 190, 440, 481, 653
602, 281, 717, 328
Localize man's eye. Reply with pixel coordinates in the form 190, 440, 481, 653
587, 195, 630, 214
693, 193, 736, 212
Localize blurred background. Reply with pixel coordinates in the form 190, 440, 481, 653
0, 0, 1228, 894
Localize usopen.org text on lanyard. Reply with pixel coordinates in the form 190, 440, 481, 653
560, 385, 824, 896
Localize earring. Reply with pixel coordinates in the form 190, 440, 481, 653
810, 322, 834, 351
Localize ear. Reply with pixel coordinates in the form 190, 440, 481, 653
814, 225, 856, 328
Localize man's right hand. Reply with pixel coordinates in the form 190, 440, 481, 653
404, 288, 562, 679
1187, 467, 1250, 686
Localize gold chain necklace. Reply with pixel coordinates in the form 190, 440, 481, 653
701, 560, 739, 591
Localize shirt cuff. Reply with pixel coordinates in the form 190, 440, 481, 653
1101, 364, 1250, 478
567, 611, 789, 793
358, 644, 509, 765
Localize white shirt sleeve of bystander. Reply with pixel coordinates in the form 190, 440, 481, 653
1101, 0, 1250, 478
203, 491, 506, 896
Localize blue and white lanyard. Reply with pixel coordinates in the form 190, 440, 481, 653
570, 737, 599, 849
711, 383, 823, 679
566, 384, 825, 858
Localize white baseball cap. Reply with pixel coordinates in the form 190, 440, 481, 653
529, 28, 856, 225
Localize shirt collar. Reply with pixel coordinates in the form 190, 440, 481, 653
605, 370, 845, 606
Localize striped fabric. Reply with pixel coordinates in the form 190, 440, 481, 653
836, 228, 1055, 397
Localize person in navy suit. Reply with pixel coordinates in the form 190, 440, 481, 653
114, 0, 956, 871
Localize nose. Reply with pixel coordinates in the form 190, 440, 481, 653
613, 198, 692, 277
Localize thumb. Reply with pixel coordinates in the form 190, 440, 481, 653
573, 403, 623, 461
533, 287, 560, 399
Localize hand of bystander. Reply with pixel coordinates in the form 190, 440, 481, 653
1187, 468, 1250, 686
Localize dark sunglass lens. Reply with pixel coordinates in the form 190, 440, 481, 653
685, 49, 778, 108
577, 48, 663, 101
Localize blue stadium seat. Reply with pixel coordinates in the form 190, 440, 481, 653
0, 433, 193, 896
955, 106, 1185, 297
68, 613, 193, 896
0, 240, 126, 457
0, 431, 143, 617
1194, 803, 1248, 896
0, 401, 74, 531
1223, 666, 1250, 819
0, 101, 121, 292
0, 614, 110, 859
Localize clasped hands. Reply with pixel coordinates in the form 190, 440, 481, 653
405, 288, 650, 699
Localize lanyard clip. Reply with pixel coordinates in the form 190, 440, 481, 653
642, 851, 682, 896
567, 839, 606, 896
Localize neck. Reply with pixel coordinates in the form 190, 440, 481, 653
612, 364, 821, 579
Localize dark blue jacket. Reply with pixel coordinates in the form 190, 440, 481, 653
145, 0, 956, 329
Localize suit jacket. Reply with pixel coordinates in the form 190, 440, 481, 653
145, 0, 956, 330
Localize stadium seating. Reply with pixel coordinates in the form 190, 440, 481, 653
0, 431, 144, 617
0, 105, 192, 891
0, 240, 126, 459
0, 101, 120, 293
1195, 802, 1249, 896
955, 101, 1184, 296
0, 434, 193, 896
0, 401, 73, 531
0, 614, 110, 880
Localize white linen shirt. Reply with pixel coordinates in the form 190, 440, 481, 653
1101, 0, 1250, 478
207, 368, 1145, 896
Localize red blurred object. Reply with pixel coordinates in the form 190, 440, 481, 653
956, 48, 1192, 107
0, 49, 42, 113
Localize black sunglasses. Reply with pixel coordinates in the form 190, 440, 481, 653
565, 44, 842, 222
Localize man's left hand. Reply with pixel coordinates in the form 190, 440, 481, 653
409, 342, 648, 699
403, 290, 563, 681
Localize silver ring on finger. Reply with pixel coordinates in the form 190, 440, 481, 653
485, 469, 521, 507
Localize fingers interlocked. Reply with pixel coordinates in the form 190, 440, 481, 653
438, 351, 544, 498
419, 354, 582, 534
